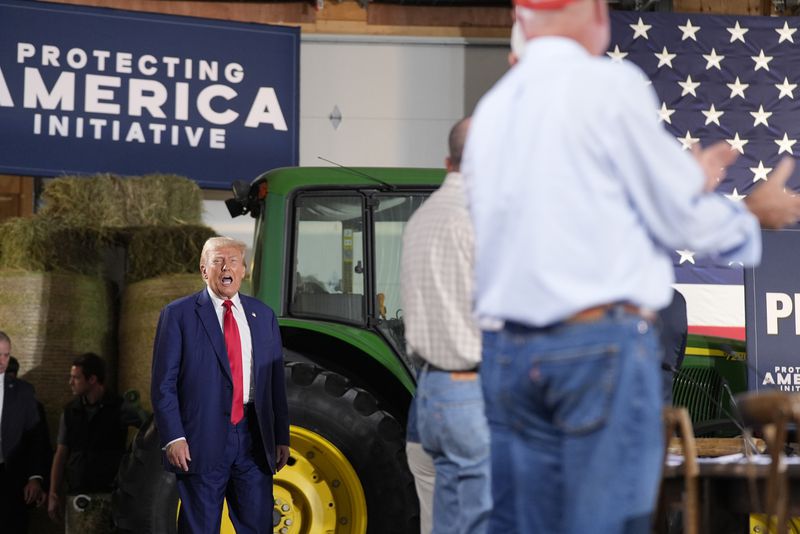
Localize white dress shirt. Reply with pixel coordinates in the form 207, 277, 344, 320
464, 37, 760, 327
207, 288, 254, 403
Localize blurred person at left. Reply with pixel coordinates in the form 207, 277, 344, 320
0, 331, 50, 534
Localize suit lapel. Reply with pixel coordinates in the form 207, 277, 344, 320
195, 289, 232, 382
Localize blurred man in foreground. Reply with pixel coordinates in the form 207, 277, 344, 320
464, 0, 800, 532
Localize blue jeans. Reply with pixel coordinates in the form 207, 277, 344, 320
416, 367, 491, 534
481, 310, 664, 534
480, 331, 519, 533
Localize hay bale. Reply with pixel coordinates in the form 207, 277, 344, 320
0, 271, 115, 442
126, 225, 217, 283
39, 174, 203, 228
118, 274, 206, 411
0, 217, 106, 275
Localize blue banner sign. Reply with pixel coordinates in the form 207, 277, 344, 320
744, 229, 800, 392
0, 1, 299, 189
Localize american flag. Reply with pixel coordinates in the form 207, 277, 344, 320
609, 11, 800, 340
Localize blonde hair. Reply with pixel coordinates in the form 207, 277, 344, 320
200, 236, 247, 265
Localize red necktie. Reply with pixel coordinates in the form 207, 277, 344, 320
222, 300, 244, 424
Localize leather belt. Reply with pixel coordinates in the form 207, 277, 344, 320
424, 362, 479, 378
565, 303, 654, 324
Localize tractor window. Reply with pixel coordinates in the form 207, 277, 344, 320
373, 194, 429, 356
290, 195, 365, 324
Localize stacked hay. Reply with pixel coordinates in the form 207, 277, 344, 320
0, 174, 216, 434
39, 173, 203, 228
118, 274, 206, 412
0, 271, 115, 443
126, 225, 216, 283
0, 216, 106, 274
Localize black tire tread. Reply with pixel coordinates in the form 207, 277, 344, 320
285, 362, 418, 534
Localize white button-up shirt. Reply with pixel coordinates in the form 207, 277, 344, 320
208, 288, 253, 403
464, 37, 760, 327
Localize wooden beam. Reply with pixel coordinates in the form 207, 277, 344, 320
673, 0, 769, 15
41, 0, 510, 36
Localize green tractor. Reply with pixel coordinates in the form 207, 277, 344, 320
239, 167, 443, 534
113, 166, 750, 533
114, 167, 442, 534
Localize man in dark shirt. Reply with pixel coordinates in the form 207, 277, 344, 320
48, 353, 127, 526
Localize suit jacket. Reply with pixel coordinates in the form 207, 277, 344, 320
658, 289, 688, 373
1, 376, 50, 483
151, 289, 289, 474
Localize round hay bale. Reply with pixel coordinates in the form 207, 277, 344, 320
126, 225, 217, 283
0, 271, 115, 441
118, 274, 205, 411
39, 174, 203, 228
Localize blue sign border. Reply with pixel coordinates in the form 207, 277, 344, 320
0, 0, 300, 189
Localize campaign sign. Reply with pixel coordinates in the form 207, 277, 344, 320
0, 1, 299, 189
744, 229, 800, 392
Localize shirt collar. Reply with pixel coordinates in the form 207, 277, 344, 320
522, 36, 589, 62
206, 287, 242, 311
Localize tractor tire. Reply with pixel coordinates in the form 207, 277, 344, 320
279, 361, 419, 534
111, 362, 419, 534
112, 415, 178, 534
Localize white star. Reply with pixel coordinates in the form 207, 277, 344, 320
726, 77, 749, 100
676, 250, 696, 265
750, 105, 772, 127
775, 133, 797, 155
678, 19, 701, 41
657, 102, 676, 124
726, 133, 749, 154
677, 131, 700, 151
678, 75, 700, 97
750, 160, 772, 182
606, 45, 628, 62
630, 17, 652, 39
727, 21, 749, 43
724, 188, 747, 201
654, 46, 677, 68
751, 49, 773, 72
776, 21, 797, 43
776, 77, 797, 99
703, 48, 725, 70
701, 104, 724, 126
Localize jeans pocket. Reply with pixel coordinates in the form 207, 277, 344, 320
545, 343, 620, 435
439, 399, 490, 460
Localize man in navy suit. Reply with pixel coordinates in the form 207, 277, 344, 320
0, 331, 49, 534
151, 237, 290, 534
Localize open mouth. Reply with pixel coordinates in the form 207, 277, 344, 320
221, 275, 234, 286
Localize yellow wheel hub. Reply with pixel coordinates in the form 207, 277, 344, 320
272, 425, 367, 534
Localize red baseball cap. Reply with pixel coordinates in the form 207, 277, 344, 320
513, 0, 575, 8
